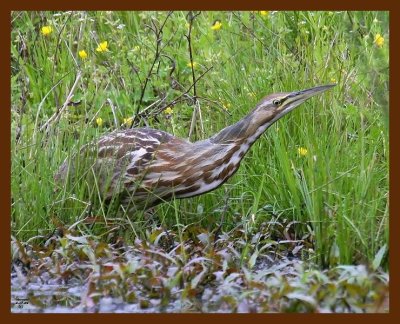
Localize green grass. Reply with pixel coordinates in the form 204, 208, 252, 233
11, 11, 389, 268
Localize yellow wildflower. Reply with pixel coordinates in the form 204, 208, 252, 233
186, 61, 198, 68
259, 11, 269, 17
132, 45, 140, 52
123, 117, 133, 127
163, 107, 173, 115
222, 102, 231, 110
298, 147, 308, 156
96, 41, 109, 52
79, 50, 88, 60
330, 78, 336, 83
211, 20, 222, 31
41, 26, 52, 36
374, 34, 384, 48
96, 117, 103, 127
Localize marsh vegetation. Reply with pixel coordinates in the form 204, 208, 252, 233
11, 11, 389, 312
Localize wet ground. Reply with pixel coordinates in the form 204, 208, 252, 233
11, 225, 389, 313
11, 258, 307, 313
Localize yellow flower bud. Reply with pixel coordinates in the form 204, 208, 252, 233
96, 117, 103, 127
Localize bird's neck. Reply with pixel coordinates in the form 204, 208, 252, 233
180, 111, 272, 198
209, 110, 272, 148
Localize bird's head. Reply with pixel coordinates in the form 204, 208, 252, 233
209, 84, 336, 145
250, 84, 336, 127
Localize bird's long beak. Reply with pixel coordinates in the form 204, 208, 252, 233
279, 84, 336, 116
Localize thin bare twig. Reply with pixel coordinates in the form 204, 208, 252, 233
185, 11, 203, 140
40, 71, 82, 132
132, 11, 173, 126
130, 63, 214, 129
51, 11, 74, 108
186, 11, 201, 99
164, 65, 213, 112
196, 96, 232, 116
231, 12, 266, 47
31, 71, 71, 147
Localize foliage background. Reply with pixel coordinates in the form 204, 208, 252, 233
11, 11, 389, 269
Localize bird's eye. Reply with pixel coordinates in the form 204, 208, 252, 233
273, 99, 282, 106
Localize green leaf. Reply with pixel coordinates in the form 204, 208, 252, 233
372, 244, 387, 271
248, 249, 259, 269
65, 234, 88, 245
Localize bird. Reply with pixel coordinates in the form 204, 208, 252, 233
55, 84, 335, 214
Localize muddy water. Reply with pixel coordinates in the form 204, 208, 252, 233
11, 257, 302, 313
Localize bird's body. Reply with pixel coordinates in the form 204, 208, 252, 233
89, 127, 243, 209
55, 85, 335, 213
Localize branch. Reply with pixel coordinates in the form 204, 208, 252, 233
132, 11, 173, 126
40, 71, 82, 132
130, 65, 214, 128
165, 65, 213, 110
186, 11, 201, 98
185, 11, 203, 140
231, 12, 266, 47
51, 11, 74, 108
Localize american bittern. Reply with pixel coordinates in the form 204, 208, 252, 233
55, 85, 335, 213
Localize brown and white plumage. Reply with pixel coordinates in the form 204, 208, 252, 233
55, 85, 335, 212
